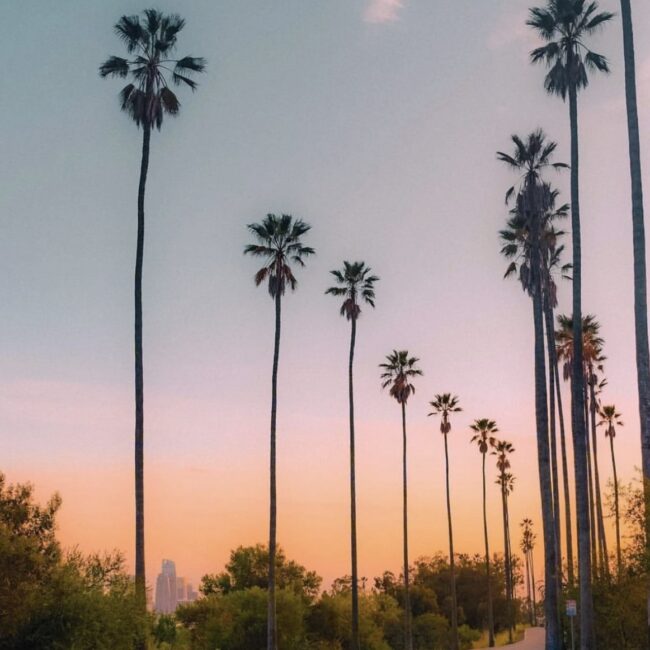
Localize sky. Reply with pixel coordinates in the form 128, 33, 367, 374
2, 0, 650, 591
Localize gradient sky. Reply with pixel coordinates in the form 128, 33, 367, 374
2, 0, 650, 590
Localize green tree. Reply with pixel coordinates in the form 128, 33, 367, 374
243, 214, 314, 649
497, 130, 564, 644
380, 350, 423, 650
326, 261, 379, 650
428, 393, 462, 650
599, 405, 623, 577
200, 544, 321, 602
527, 4, 614, 645
469, 419, 498, 646
99, 11, 205, 634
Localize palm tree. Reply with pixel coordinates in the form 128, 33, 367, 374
556, 314, 609, 577
470, 418, 498, 647
521, 518, 538, 626
493, 440, 516, 643
428, 393, 462, 650
619, 0, 650, 627
244, 214, 314, 650
380, 350, 422, 650
497, 130, 563, 645
528, 4, 613, 644
326, 261, 379, 650
599, 404, 623, 577
99, 10, 205, 634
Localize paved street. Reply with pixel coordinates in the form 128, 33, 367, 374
475, 627, 545, 650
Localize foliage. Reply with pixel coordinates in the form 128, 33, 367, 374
0, 474, 144, 650
199, 544, 322, 602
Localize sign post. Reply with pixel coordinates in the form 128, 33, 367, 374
566, 600, 577, 650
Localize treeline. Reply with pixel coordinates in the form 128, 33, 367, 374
0, 473, 647, 649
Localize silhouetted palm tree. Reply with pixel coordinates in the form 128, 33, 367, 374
493, 440, 516, 643
429, 393, 462, 650
599, 404, 623, 577
557, 314, 609, 577
528, 4, 613, 644
244, 214, 314, 650
619, 0, 650, 626
380, 350, 422, 650
470, 418, 498, 647
326, 261, 378, 650
99, 10, 205, 637
521, 518, 537, 625
498, 130, 564, 644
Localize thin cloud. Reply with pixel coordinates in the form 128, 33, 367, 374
363, 0, 405, 24
487, 9, 537, 53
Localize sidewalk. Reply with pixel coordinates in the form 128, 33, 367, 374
475, 627, 545, 650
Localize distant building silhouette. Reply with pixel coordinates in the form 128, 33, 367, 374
154, 559, 177, 614
154, 560, 198, 612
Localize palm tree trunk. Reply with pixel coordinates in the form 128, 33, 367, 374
530, 549, 538, 626
609, 435, 622, 578
134, 122, 150, 648
505, 496, 515, 636
267, 290, 281, 650
482, 453, 495, 647
544, 297, 563, 593
589, 376, 609, 578
444, 432, 459, 650
501, 482, 513, 644
532, 284, 560, 649
619, 1, 650, 637
568, 72, 595, 649
584, 382, 598, 579
349, 317, 360, 650
552, 331, 575, 587
525, 546, 533, 626
401, 402, 413, 650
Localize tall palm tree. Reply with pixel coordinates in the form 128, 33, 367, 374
497, 130, 563, 645
244, 214, 314, 650
99, 10, 205, 635
429, 393, 462, 650
556, 314, 608, 577
493, 440, 516, 643
545, 244, 575, 587
521, 518, 538, 626
326, 261, 379, 650
470, 418, 498, 647
618, 2, 650, 630
528, 5, 613, 644
599, 404, 623, 577
380, 350, 422, 650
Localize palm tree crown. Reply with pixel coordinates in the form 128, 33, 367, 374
325, 261, 379, 320
492, 440, 516, 476
598, 404, 623, 439
555, 313, 604, 380
428, 394, 462, 434
99, 9, 206, 129
528, 0, 614, 100
244, 214, 315, 297
470, 419, 499, 454
380, 351, 422, 405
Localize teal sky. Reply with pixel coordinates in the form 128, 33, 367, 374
2, 0, 650, 587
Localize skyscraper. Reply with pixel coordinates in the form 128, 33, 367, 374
154, 559, 177, 614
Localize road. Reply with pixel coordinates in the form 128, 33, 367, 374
475, 627, 545, 650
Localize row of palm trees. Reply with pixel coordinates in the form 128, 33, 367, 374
501, 1, 650, 648
98, 2, 650, 650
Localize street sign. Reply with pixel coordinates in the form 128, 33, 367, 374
566, 600, 577, 617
